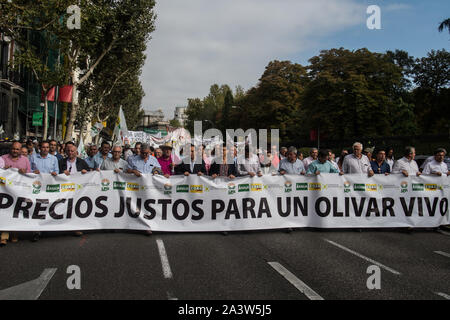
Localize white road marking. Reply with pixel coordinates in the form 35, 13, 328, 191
0, 268, 57, 300
156, 239, 173, 279
434, 292, 450, 300
437, 229, 450, 237
434, 251, 450, 258
324, 239, 401, 275
268, 262, 324, 300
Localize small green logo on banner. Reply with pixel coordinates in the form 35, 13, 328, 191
296, 183, 307, 191
400, 181, 408, 193
176, 185, 189, 193
164, 183, 172, 195
32, 181, 42, 194
101, 179, 110, 191
344, 181, 351, 193
46, 184, 60, 193
228, 183, 236, 195
284, 181, 292, 192
353, 184, 365, 191
113, 181, 126, 190
238, 184, 249, 192
412, 183, 424, 191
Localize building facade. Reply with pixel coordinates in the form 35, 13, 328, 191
137, 109, 169, 135
174, 106, 187, 127
0, 31, 62, 140
0, 33, 25, 139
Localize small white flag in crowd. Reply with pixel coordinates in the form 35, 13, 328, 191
77, 136, 87, 158
113, 106, 128, 146
91, 122, 104, 138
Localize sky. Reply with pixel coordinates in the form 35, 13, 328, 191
140, 0, 450, 119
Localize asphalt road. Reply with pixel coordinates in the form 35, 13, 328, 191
0, 228, 449, 300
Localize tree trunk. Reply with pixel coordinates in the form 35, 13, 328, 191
64, 82, 78, 142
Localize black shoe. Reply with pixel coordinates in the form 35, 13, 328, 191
145, 230, 152, 236
32, 232, 41, 242
222, 231, 228, 236
286, 228, 293, 233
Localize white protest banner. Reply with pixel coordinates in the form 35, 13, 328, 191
0, 169, 448, 231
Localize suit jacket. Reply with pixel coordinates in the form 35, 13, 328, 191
59, 157, 91, 173
175, 159, 207, 175
209, 160, 238, 177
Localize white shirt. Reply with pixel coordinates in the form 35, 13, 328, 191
422, 159, 448, 175
100, 158, 129, 171
66, 159, 78, 174
237, 154, 261, 176
342, 154, 372, 174
330, 160, 339, 171
386, 158, 394, 171
279, 158, 306, 175
420, 156, 434, 170
392, 157, 419, 174
303, 156, 316, 171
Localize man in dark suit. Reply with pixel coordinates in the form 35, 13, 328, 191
210, 144, 237, 179
58, 142, 90, 236
175, 145, 207, 176
59, 142, 90, 175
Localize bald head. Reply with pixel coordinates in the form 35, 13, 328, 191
112, 146, 122, 160
65, 143, 77, 160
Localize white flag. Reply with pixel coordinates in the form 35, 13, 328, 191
113, 106, 128, 146
77, 136, 87, 158
90, 122, 104, 138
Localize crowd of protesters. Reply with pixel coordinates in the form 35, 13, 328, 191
0, 138, 448, 245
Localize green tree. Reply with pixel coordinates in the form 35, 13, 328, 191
220, 89, 234, 132
412, 49, 450, 133
0, 0, 156, 142
302, 48, 410, 139
169, 119, 181, 128
237, 60, 308, 141
438, 18, 450, 33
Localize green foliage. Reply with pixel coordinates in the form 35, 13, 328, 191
412, 49, 450, 134
169, 119, 182, 128
0, 0, 156, 140
237, 60, 308, 141
186, 47, 449, 144
438, 18, 450, 34
185, 84, 238, 134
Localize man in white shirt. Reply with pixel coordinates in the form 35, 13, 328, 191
237, 145, 262, 177
392, 146, 421, 177
328, 150, 339, 171
279, 147, 306, 175
303, 148, 318, 171
342, 142, 374, 176
422, 148, 449, 176
100, 146, 129, 173
419, 155, 434, 172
